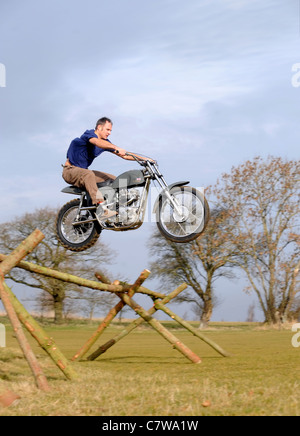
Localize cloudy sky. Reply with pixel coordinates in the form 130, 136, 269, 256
0, 0, 299, 321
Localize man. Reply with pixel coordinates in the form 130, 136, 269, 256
62, 117, 134, 221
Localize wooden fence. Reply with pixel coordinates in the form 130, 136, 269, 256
0, 230, 230, 391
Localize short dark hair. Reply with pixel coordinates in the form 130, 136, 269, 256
95, 117, 113, 129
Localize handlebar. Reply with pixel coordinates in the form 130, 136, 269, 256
125, 152, 156, 164
113, 149, 156, 164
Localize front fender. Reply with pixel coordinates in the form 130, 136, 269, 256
152, 181, 189, 213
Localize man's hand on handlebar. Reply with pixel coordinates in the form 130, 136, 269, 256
114, 146, 127, 157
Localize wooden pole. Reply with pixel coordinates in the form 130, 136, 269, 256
0, 229, 44, 276
2, 281, 78, 380
0, 280, 50, 391
87, 283, 187, 361
72, 269, 151, 361
0, 253, 166, 299
154, 301, 231, 357
117, 293, 202, 364
0, 230, 50, 391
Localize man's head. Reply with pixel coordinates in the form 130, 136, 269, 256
95, 117, 113, 140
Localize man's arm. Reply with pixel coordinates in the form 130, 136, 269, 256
89, 137, 154, 162
89, 137, 126, 156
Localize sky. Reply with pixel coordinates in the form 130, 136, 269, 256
0, 0, 299, 322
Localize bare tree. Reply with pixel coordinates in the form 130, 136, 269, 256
246, 303, 256, 322
214, 156, 300, 324
0, 207, 116, 323
148, 206, 237, 328
78, 289, 119, 322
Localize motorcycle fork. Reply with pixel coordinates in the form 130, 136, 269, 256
138, 178, 151, 221
151, 168, 183, 216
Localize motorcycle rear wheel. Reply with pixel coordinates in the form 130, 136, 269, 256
156, 186, 210, 243
56, 199, 101, 252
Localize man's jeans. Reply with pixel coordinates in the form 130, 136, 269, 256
62, 165, 115, 204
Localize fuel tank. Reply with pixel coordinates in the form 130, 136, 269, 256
111, 170, 145, 189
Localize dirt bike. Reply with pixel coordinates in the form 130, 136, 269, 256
55, 153, 210, 252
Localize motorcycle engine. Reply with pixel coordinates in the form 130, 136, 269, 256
118, 188, 140, 206
116, 188, 140, 225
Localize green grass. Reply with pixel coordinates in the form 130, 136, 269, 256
0, 318, 299, 416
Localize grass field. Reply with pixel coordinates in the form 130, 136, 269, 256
0, 318, 299, 416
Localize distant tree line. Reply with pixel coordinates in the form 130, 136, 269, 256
0, 156, 299, 327
149, 156, 300, 327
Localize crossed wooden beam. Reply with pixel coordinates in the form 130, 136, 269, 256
0, 230, 230, 391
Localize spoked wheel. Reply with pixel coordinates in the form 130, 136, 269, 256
156, 186, 210, 243
55, 199, 101, 252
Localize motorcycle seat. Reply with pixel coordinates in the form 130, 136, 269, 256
97, 179, 114, 188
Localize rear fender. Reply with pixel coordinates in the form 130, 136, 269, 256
61, 186, 84, 195
152, 181, 189, 213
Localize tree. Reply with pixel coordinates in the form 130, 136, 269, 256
246, 303, 256, 322
0, 207, 116, 323
214, 156, 300, 324
148, 206, 237, 328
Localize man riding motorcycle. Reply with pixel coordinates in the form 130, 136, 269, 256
62, 117, 135, 221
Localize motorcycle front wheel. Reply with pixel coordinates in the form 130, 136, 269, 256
56, 199, 101, 252
156, 186, 210, 243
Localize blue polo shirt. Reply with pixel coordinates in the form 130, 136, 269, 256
66, 129, 110, 169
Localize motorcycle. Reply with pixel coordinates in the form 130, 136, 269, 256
55, 153, 210, 252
